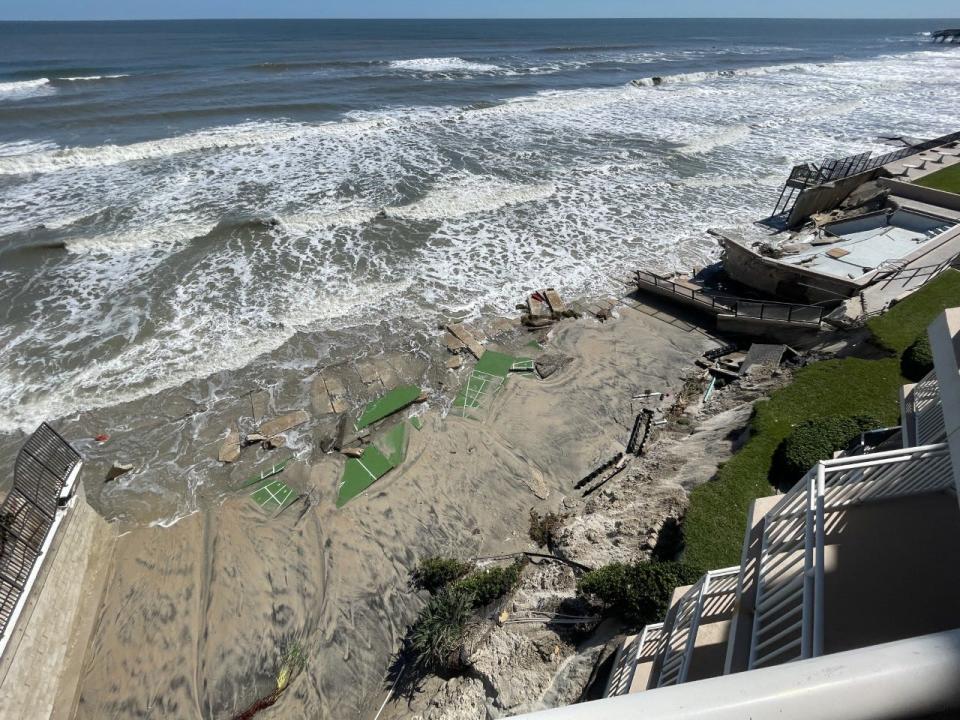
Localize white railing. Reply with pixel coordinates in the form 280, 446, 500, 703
606, 622, 666, 696
913, 371, 945, 445
656, 567, 739, 687
749, 442, 953, 669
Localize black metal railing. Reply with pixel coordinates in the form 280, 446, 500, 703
771, 129, 960, 218
635, 270, 824, 326
0, 423, 81, 641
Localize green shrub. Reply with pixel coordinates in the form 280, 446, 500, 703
528, 510, 565, 548
412, 556, 474, 593
901, 333, 933, 382
772, 414, 881, 489
578, 561, 702, 627
409, 586, 473, 675
454, 560, 524, 607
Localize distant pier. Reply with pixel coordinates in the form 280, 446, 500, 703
932, 29, 960, 43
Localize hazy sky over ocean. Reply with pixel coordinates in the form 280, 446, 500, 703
1, 0, 959, 21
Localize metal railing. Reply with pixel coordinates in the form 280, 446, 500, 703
771, 130, 960, 218
606, 622, 666, 696
749, 442, 953, 670
635, 270, 824, 326
0, 423, 81, 642
657, 567, 739, 687
913, 371, 945, 445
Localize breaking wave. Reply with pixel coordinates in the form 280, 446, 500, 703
0, 77, 54, 100
389, 56, 502, 73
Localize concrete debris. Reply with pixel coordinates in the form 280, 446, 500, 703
105, 462, 134, 482
444, 332, 466, 354
534, 353, 573, 379
259, 409, 309, 438
218, 428, 241, 463
446, 323, 485, 359
446, 355, 463, 370
243, 433, 267, 445
341, 447, 364, 458
263, 435, 286, 450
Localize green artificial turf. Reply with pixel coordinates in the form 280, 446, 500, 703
913, 163, 960, 195
338, 444, 394, 507
867, 268, 960, 353
251, 479, 298, 513
682, 357, 903, 570
355, 384, 421, 430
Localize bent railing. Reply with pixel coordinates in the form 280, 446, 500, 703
0, 423, 81, 644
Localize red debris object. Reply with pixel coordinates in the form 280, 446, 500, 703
94, 434, 110, 443
531, 291, 547, 303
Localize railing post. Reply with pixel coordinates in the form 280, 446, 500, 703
814, 463, 826, 657
801, 471, 815, 660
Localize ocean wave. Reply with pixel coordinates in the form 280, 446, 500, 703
631, 62, 811, 87
389, 56, 501, 73
55, 74, 129, 82
389, 178, 555, 221
0, 118, 389, 176
0, 77, 54, 101
0, 139, 58, 157
680, 124, 752, 154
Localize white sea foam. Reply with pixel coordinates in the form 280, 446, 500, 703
389, 178, 555, 220
390, 56, 502, 73
0, 77, 54, 100
0, 139, 58, 157
3, 46, 960, 445
0, 118, 389, 176
56, 74, 129, 81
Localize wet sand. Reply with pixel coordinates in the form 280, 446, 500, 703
69, 302, 717, 719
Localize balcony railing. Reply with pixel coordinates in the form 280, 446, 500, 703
656, 567, 739, 687
749, 443, 953, 670
606, 622, 666, 696
913, 371, 945, 445
634, 270, 824, 326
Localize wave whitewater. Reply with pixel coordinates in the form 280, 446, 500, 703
389, 56, 502, 73
0, 118, 390, 176
0, 77, 54, 100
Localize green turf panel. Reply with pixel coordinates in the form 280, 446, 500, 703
241, 457, 293, 488
378, 422, 409, 467
510, 358, 535, 372
337, 444, 394, 507
355, 384, 422, 430
251, 479, 298, 513
410, 416, 424, 431
474, 350, 516, 378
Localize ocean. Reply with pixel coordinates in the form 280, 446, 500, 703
1, 18, 958, 522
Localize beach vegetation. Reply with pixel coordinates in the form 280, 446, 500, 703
528, 509, 565, 548
412, 556, 474, 593
578, 560, 702, 627
901, 333, 934, 381
454, 560, 525, 608
771, 414, 882, 489
410, 586, 474, 675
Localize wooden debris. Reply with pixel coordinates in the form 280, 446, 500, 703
446, 323, 485, 359
259, 410, 309, 438
447, 355, 463, 370
264, 435, 286, 450
342, 447, 364, 458
219, 428, 241, 463
528, 293, 552, 319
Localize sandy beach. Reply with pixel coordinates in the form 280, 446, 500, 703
65, 297, 718, 719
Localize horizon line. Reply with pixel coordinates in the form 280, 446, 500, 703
1, 16, 958, 22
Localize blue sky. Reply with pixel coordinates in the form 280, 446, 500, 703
2, 0, 958, 21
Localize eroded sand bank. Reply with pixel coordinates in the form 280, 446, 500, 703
72, 304, 717, 719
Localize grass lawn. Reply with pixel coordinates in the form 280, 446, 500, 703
683, 270, 960, 570
683, 358, 902, 570
867, 268, 960, 353
914, 163, 960, 195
